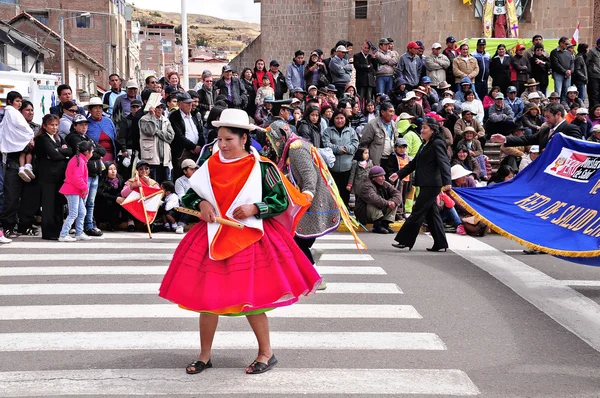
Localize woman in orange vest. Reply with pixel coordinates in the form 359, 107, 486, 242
159, 109, 321, 375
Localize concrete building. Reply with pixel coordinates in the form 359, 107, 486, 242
139, 23, 179, 77
0, 20, 51, 73
0, 0, 129, 89
126, 19, 142, 86
8, 12, 104, 95
231, 0, 600, 73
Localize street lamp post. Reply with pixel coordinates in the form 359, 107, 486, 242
60, 12, 90, 81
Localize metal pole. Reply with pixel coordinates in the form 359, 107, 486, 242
108, 14, 113, 75
60, 17, 65, 81
181, 0, 189, 90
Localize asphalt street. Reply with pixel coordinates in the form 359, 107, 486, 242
0, 230, 599, 397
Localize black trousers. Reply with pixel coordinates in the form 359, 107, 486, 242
331, 170, 352, 208
588, 77, 600, 109
357, 85, 374, 108
394, 185, 447, 249
500, 155, 520, 171
334, 82, 348, 99
294, 236, 316, 265
40, 181, 65, 239
0, 158, 23, 231
18, 179, 40, 232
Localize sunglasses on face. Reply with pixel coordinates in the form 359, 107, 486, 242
67, 108, 78, 112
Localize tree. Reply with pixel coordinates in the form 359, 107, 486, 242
196, 36, 209, 47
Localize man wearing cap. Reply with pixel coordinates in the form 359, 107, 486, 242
452, 43, 479, 88
169, 92, 204, 179
285, 50, 306, 95
454, 109, 485, 141
425, 43, 450, 87
505, 86, 524, 120
397, 42, 424, 91
588, 124, 600, 143
354, 40, 377, 107
443, 36, 458, 84
254, 96, 274, 127
586, 37, 600, 108
354, 166, 403, 234
511, 44, 531, 95
550, 37, 575, 100
330, 45, 353, 98
471, 39, 491, 101
572, 107, 592, 138
518, 145, 540, 172
214, 65, 248, 110
420, 77, 439, 109
266, 60, 288, 101
375, 38, 398, 97
102, 74, 125, 117
139, 101, 175, 183
112, 80, 142, 140
487, 93, 515, 135
65, 113, 107, 237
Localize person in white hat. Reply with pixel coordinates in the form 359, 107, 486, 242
331, 45, 353, 97
395, 90, 424, 120
111, 79, 141, 137
425, 43, 451, 87
518, 145, 540, 172
588, 124, 600, 143
572, 107, 592, 138
159, 108, 322, 376
562, 86, 584, 109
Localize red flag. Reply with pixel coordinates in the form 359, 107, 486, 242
121, 184, 163, 224
571, 22, 580, 45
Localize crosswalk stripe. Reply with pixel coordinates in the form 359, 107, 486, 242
1, 242, 179, 249
17, 233, 357, 241
0, 331, 446, 351
316, 234, 355, 240
0, 368, 480, 396
0, 265, 386, 276
0, 304, 421, 320
557, 280, 600, 287
320, 253, 374, 261
0, 282, 402, 295
312, 242, 365, 250
0, 253, 173, 262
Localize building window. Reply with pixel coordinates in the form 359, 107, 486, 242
0, 44, 5, 65
0, 0, 17, 4
21, 53, 27, 73
145, 44, 154, 51
355, 1, 368, 19
163, 46, 173, 53
76, 14, 92, 28
28, 12, 49, 26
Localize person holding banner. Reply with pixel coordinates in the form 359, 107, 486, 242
392, 117, 452, 251
159, 109, 321, 376
491, 103, 582, 151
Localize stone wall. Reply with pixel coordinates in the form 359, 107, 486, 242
229, 33, 262, 73
594, 0, 600, 43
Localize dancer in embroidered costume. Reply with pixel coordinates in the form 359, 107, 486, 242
159, 109, 321, 375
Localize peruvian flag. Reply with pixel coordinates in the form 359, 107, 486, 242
121, 183, 163, 224
571, 22, 580, 45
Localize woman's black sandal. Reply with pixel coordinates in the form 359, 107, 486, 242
246, 355, 278, 374
186, 359, 212, 374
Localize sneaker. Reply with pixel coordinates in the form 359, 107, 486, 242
403, 213, 411, 219
18, 167, 31, 182
456, 225, 467, 235
4, 229, 21, 239
0, 235, 12, 244
163, 224, 172, 232
24, 164, 36, 180
75, 233, 92, 241
127, 224, 136, 232
18, 227, 39, 236
58, 236, 77, 242
317, 280, 328, 290
175, 225, 184, 234
84, 228, 103, 237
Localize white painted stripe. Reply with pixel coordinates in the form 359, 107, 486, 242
0, 331, 446, 351
0, 265, 386, 276
316, 234, 355, 240
448, 234, 600, 354
0, 304, 421, 320
0, 253, 172, 262
312, 242, 365, 250
320, 253, 374, 261
0, 282, 402, 295
504, 249, 528, 253
558, 280, 600, 287
1, 242, 178, 249
0, 368, 480, 396
17, 232, 185, 240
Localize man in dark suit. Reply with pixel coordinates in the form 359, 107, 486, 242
354, 41, 377, 109
169, 92, 204, 180
491, 103, 582, 151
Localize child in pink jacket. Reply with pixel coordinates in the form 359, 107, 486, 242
58, 141, 93, 242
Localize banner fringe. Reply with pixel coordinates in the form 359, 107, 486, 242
449, 189, 600, 258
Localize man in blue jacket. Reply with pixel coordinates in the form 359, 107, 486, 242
471, 39, 491, 101
285, 50, 305, 95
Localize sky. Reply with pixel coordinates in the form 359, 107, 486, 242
131, 0, 261, 24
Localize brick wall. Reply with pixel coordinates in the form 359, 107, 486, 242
594, 0, 600, 43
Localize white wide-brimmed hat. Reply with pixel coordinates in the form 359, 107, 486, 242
403, 91, 417, 101
84, 97, 108, 110
212, 109, 256, 131
451, 165, 472, 180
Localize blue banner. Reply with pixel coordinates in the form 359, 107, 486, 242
451, 134, 600, 266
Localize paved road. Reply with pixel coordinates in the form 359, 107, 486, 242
0, 230, 599, 397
